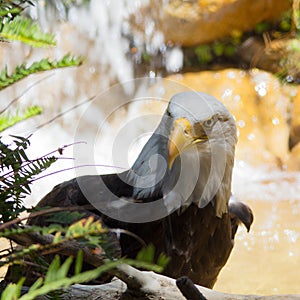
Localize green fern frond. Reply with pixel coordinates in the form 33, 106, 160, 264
0, 0, 34, 21
0, 7, 21, 18
0, 0, 34, 10
1, 256, 163, 300
0, 277, 25, 300
0, 16, 56, 47
0, 54, 84, 91
0, 105, 42, 132
0, 136, 57, 222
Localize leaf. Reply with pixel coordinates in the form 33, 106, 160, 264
0, 54, 84, 91
44, 255, 61, 284
53, 232, 62, 244
0, 145, 57, 223
157, 252, 170, 268
0, 105, 42, 132
45, 211, 85, 225
0, 277, 25, 300
136, 244, 155, 263
0, 7, 21, 18
136, 244, 169, 268
0, 16, 56, 47
28, 278, 43, 292
75, 250, 83, 275
17, 260, 122, 300
56, 256, 73, 280
16, 258, 162, 300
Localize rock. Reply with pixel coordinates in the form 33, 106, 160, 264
129, 0, 291, 47
238, 37, 300, 83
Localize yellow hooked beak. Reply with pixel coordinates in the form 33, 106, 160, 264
168, 118, 208, 169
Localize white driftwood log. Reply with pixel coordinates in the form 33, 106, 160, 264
4, 224, 300, 300
33, 265, 300, 300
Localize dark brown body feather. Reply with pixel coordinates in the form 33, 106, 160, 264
26, 174, 251, 288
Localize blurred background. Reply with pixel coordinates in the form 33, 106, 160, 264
1, 0, 300, 295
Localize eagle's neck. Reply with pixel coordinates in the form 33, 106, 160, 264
215, 123, 237, 217
128, 115, 173, 201
214, 149, 235, 217
127, 115, 236, 218
187, 126, 236, 217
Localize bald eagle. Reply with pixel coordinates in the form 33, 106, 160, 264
25, 92, 253, 288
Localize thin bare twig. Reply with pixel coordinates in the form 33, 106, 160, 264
0, 74, 54, 114
32, 94, 97, 133
31, 163, 126, 183
110, 229, 146, 248
40, 141, 86, 157
0, 141, 83, 180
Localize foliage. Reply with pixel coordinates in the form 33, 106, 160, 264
0, 1, 34, 23
0, 2, 42, 46
0, 135, 57, 222
0, 217, 108, 268
0, 216, 168, 299
0, 2, 168, 299
0, 0, 82, 224
0, 1, 83, 90
136, 244, 170, 268
0, 2, 86, 299
1, 255, 164, 300
0, 54, 84, 91
0, 106, 42, 131
0, 16, 56, 47
194, 45, 213, 65
180, 8, 299, 72
275, 38, 300, 83
0, 216, 169, 271
193, 40, 238, 65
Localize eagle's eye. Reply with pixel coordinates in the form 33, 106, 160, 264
203, 116, 215, 129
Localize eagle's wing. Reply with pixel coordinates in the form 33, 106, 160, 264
27, 175, 253, 288
27, 173, 130, 225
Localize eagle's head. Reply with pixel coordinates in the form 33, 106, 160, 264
131, 92, 237, 217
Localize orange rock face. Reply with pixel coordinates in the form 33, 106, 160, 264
161, 0, 291, 46
128, 1, 290, 48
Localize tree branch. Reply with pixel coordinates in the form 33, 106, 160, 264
6, 224, 107, 267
